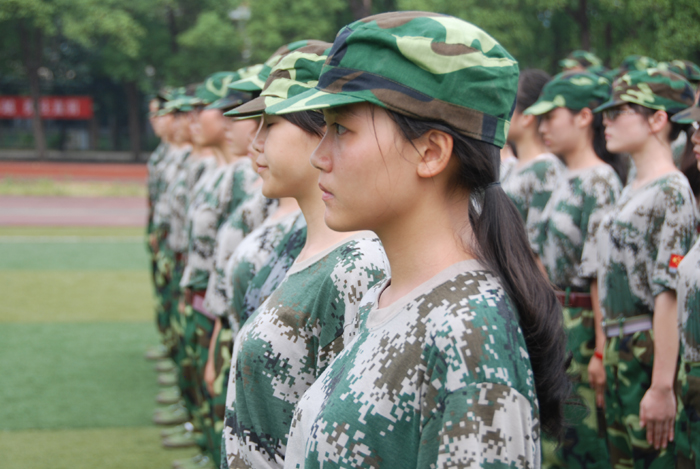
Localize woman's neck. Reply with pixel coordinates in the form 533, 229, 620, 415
630, 135, 676, 188
270, 197, 300, 220
375, 192, 473, 308
514, 131, 548, 167
295, 186, 359, 263
563, 139, 602, 171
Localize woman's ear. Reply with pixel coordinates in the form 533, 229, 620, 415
415, 129, 454, 179
575, 108, 594, 128
647, 110, 669, 135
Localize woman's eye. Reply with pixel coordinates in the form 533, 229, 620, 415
335, 123, 347, 135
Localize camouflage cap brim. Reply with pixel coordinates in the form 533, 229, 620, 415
263, 88, 366, 116
522, 99, 558, 116
671, 105, 700, 124
224, 95, 266, 117
205, 92, 250, 112
592, 97, 626, 113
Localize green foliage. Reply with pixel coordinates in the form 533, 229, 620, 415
243, 0, 346, 63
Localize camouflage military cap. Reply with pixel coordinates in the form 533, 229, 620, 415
523, 71, 610, 116
658, 60, 700, 85
229, 40, 326, 92
265, 11, 520, 148
619, 55, 658, 73
195, 72, 238, 105
224, 42, 331, 118
206, 66, 260, 111
560, 50, 602, 70
594, 69, 695, 114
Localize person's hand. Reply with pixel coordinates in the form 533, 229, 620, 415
640, 386, 676, 449
204, 356, 216, 396
588, 353, 606, 408
178, 298, 186, 315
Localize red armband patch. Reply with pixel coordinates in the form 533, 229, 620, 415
669, 254, 684, 273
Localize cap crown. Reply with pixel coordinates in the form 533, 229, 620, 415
195, 72, 238, 105
658, 60, 700, 84
619, 55, 658, 73
595, 69, 695, 114
560, 50, 602, 69
230, 40, 325, 92
225, 43, 331, 117
524, 71, 610, 115
268, 11, 519, 147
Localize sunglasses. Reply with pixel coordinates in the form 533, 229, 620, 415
602, 108, 638, 121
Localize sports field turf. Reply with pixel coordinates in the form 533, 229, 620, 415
0, 226, 196, 468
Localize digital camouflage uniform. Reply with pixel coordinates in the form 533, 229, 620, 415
223, 235, 389, 469
501, 152, 565, 230
590, 171, 697, 468
285, 260, 540, 469
262, 10, 549, 467
151, 145, 192, 351
499, 155, 518, 182
676, 238, 700, 469
524, 71, 620, 469
200, 187, 278, 467
234, 213, 307, 330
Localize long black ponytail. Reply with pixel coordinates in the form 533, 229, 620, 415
388, 110, 571, 440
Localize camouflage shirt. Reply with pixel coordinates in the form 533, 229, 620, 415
166, 154, 217, 253
147, 141, 169, 209
223, 234, 389, 469
678, 238, 700, 362
236, 213, 307, 327
222, 209, 299, 333
285, 260, 540, 469
530, 164, 622, 290
152, 146, 191, 232
203, 188, 279, 318
502, 153, 565, 230
499, 155, 518, 182
180, 159, 259, 291
591, 172, 697, 320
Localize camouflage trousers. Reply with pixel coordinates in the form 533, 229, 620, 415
154, 237, 175, 344
604, 330, 678, 469
543, 307, 611, 469
205, 322, 232, 468
168, 257, 185, 363
182, 306, 215, 453
677, 360, 700, 469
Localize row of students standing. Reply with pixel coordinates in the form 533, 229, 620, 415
144, 10, 700, 469
146, 11, 573, 469
503, 54, 700, 467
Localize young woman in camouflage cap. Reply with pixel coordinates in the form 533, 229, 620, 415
587, 68, 698, 468
264, 11, 571, 468
671, 102, 700, 469
220, 42, 389, 469
502, 69, 565, 235
524, 70, 625, 469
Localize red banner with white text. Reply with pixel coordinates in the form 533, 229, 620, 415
0, 96, 94, 119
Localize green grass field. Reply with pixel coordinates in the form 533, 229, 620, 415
0, 177, 147, 197
0, 226, 195, 468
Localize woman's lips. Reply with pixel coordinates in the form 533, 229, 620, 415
319, 183, 333, 201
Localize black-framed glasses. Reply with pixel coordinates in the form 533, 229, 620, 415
602, 108, 637, 121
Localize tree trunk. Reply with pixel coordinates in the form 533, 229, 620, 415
125, 81, 141, 161
577, 0, 590, 50
18, 21, 47, 160
348, 0, 372, 20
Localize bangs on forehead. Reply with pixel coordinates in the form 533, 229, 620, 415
323, 104, 366, 120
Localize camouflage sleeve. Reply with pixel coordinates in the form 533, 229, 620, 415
417, 383, 539, 468
578, 172, 621, 279
525, 159, 562, 233
180, 206, 219, 290
315, 238, 389, 374
649, 186, 698, 296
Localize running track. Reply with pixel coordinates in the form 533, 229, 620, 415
1, 162, 147, 227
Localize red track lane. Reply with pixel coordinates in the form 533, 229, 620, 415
0, 162, 147, 181
0, 196, 147, 227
